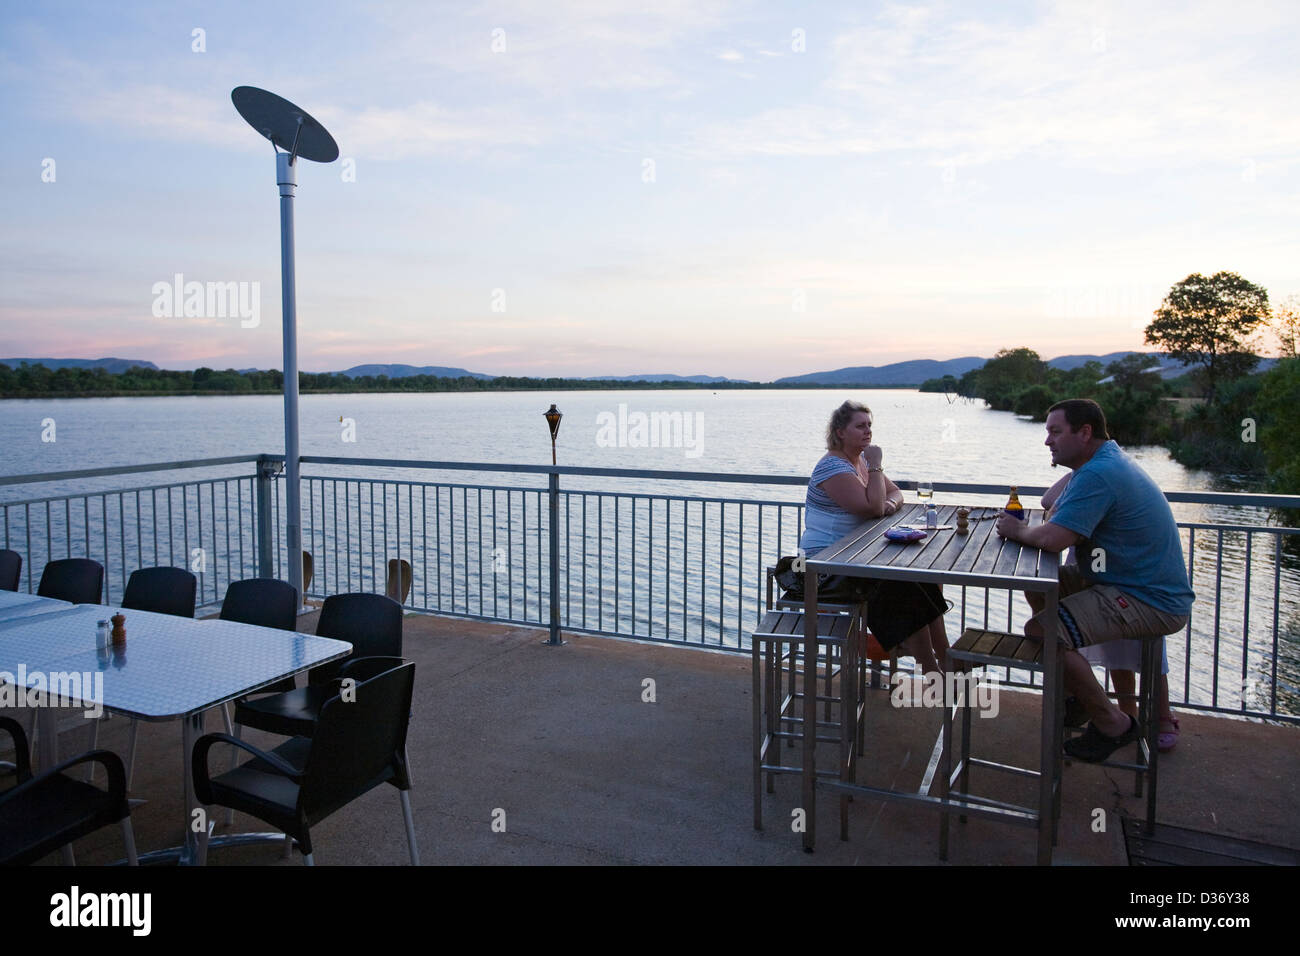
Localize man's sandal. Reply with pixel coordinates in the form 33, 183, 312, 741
1064, 714, 1139, 763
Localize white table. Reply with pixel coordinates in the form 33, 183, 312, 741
0, 590, 73, 623
0, 603, 350, 864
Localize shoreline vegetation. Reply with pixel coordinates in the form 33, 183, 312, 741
919, 348, 1297, 501
4, 351, 1295, 495
0, 364, 909, 398
913, 274, 1299, 501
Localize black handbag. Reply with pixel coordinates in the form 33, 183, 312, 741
774, 555, 876, 604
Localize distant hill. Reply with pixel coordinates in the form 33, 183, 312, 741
776, 357, 986, 386
774, 351, 1226, 386
582, 373, 751, 384
0, 357, 158, 374
1046, 351, 1185, 380
1045, 351, 1145, 371
5, 353, 1275, 389
336, 364, 493, 380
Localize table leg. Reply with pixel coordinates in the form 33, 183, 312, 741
802, 576, 819, 852
938, 673, 955, 860
752, 634, 763, 830
182, 712, 202, 865
1038, 585, 1060, 866
36, 707, 58, 773
840, 623, 856, 841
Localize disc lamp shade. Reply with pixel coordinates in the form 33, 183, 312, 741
231, 86, 339, 163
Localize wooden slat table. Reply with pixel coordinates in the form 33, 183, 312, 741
801, 502, 1064, 864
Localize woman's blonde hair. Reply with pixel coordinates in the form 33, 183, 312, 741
826, 400, 871, 451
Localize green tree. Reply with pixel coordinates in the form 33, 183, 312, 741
918, 374, 959, 395
1013, 384, 1055, 419
956, 368, 982, 398
1095, 355, 1172, 446
1271, 294, 1299, 359
1257, 358, 1300, 493
976, 348, 1047, 410
1145, 271, 1269, 405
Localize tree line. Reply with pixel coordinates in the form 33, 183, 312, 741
920, 272, 1298, 495
0, 363, 777, 398
0, 364, 926, 399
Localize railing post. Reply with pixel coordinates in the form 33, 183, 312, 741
255, 456, 279, 579
546, 469, 563, 646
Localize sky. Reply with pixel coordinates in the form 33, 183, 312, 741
2, 0, 1298, 380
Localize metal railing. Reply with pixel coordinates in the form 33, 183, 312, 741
2, 455, 1298, 724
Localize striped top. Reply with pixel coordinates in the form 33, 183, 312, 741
801, 454, 866, 553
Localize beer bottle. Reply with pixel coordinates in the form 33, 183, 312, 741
1005, 486, 1025, 521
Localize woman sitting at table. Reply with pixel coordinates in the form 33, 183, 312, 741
800, 400, 950, 674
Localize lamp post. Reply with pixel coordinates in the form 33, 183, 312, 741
544, 404, 563, 645
231, 87, 338, 610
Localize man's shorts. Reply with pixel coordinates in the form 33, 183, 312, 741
1030, 565, 1188, 650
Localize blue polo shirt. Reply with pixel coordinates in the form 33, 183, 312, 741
1049, 441, 1195, 616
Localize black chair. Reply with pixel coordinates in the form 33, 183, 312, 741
34, 559, 106, 779
37, 558, 104, 605
105, 567, 198, 788
0, 549, 20, 591
219, 578, 299, 631
192, 661, 419, 865
0, 716, 138, 866
122, 566, 197, 618
232, 592, 403, 739
219, 579, 300, 695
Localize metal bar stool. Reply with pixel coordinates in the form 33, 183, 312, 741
938, 628, 1061, 860
765, 567, 896, 718
1065, 636, 1162, 833
752, 605, 864, 837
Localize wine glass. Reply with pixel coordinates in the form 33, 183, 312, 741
917, 480, 933, 501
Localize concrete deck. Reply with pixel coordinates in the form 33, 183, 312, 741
28, 610, 1300, 865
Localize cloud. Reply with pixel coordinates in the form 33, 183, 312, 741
66, 83, 252, 151
360, 0, 734, 93
822, 1, 1300, 168
694, 2, 1300, 169
333, 101, 545, 160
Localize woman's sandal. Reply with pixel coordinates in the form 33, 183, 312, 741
1158, 716, 1180, 753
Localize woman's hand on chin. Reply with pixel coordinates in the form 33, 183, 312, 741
862, 444, 883, 470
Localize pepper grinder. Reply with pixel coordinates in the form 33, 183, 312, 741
955, 507, 970, 535
111, 612, 127, 648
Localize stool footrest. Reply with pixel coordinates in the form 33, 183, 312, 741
950, 628, 1043, 671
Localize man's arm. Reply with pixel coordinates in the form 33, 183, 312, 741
995, 513, 1080, 552
1040, 472, 1072, 514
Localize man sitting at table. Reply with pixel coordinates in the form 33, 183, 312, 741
995, 399, 1194, 762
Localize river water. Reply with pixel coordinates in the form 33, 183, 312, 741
1, 389, 1295, 717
